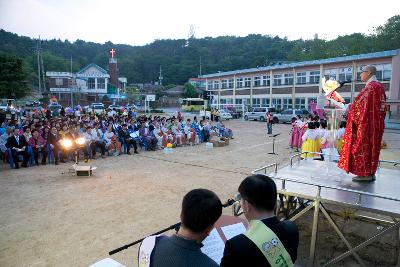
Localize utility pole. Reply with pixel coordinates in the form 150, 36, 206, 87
159, 65, 163, 86
36, 39, 41, 94
40, 39, 46, 92
199, 56, 202, 76
70, 56, 74, 107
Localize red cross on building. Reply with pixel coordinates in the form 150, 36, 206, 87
109, 48, 116, 58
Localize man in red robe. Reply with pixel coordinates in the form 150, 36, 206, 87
338, 65, 386, 182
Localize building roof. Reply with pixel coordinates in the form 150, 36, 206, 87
46, 71, 72, 77
200, 49, 398, 78
77, 63, 108, 75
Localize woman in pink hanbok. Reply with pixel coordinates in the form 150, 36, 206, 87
289, 117, 299, 149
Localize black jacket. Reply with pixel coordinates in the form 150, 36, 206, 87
6, 135, 28, 150
220, 217, 299, 267
47, 132, 61, 146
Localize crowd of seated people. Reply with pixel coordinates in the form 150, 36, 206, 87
0, 111, 234, 169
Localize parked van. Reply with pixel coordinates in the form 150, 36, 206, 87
91, 103, 105, 115
244, 107, 276, 121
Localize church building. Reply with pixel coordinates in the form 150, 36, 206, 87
46, 49, 127, 106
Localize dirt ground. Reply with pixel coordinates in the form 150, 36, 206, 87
0, 120, 399, 267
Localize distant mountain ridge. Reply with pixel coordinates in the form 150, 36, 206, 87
0, 15, 398, 86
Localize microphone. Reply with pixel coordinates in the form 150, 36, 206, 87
338, 80, 352, 88
222, 193, 241, 208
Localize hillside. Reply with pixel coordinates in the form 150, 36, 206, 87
0, 15, 398, 87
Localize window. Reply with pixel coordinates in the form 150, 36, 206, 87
235, 98, 243, 105
262, 98, 270, 106
207, 81, 213, 90
295, 98, 306, 109
213, 80, 220, 89
236, 78, 243, 88
221, 79, 228, 89
254, 76, 261, 87
307, 98, 317, 110
296, 72, 306, 84
226, 98, 233, 104
220, 99, 227, 104
273, 74, 282, 86
262, 75, 271, 86
339, 67, 352, 81
382, 64, 391, 81
282, 98, 293, 109
344, 97, 351, 104
88, 78, 96, 89
244, 77, 251, 87
55, 78, 63, 86
309, 71, 320, 84
375, 64, 392, 81
228, 79, 234, 88
284, 74, 293, 85
272, 98, 282, 109
97, 78, 105, 89
252, 98, 261, 106
324, 69, 337, 80
282, 109, 293, 114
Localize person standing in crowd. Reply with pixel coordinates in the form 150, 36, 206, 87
266, 111, 273, 135
139, 189, 222, 267
221, 175, 298, 267
338, 65, 386, 182
6, 128, 30, 168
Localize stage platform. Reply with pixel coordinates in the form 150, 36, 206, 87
252, 153, 400, 267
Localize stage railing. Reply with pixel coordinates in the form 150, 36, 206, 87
252, 156, 400, 266
252, 169, 400, 204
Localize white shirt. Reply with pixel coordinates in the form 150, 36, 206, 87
90, 128, 103, 141
337, 128, 345, 139
302, 129, 319, 141
366, 75, 378, 85
316, 128, 326, 139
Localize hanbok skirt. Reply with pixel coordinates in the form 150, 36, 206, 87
301, 138, 321, 158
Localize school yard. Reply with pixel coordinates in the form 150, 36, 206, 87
0, 120, 399, 267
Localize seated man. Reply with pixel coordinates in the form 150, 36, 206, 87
139, 189, 222, 267
221, 174, 298, 267
6, 128, 30, 168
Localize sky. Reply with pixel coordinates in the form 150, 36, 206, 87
0, 0, 399, 46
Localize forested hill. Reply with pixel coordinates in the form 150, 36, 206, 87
0, 15, 399, 86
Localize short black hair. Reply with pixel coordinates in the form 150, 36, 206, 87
308, 122, 316, 129
181, 189, 222, 233
314, 121, 320, 128
238, 174, 277, 211
320, 120, 327, 129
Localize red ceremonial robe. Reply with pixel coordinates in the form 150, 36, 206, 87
338, 80, 386, 176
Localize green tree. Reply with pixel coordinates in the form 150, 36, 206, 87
0, 54, 29, 98
184, 82, 197, 98
374, 15, 400, 50
125, 86, 140, 102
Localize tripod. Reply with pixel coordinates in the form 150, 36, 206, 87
268, 133, 280, 155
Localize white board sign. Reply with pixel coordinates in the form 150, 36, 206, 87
146, 95, 156, 101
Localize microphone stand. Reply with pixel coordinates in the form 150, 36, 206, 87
268, 133, 280, 155
108, 198, 238, 255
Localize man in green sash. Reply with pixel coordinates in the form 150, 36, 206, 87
221, 175, 299, 267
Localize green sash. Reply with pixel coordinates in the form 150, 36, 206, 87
244, 220, 294, 267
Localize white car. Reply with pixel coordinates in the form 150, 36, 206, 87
91, 103, 105, 115
219, 111, 233, 120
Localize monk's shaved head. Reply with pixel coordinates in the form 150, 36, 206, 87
362, 65, 377, 75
